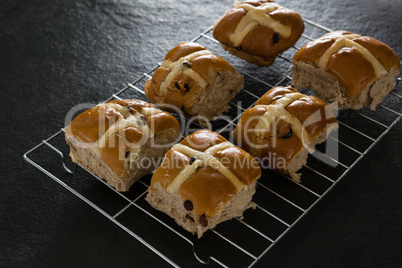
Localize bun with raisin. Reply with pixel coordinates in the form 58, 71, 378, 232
146, 130, 261, 238
213, 0, 304, 66
233, 86, 338, 181
292, 31, 400, 110
144, 42, 244, 122
65, 99, 181, 192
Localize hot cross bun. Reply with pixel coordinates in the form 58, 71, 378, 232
65, 99, 181, 192
145, 130, 261, 238
233, 86, 338, 181
292, 31, 400, 110
144, 42, 244, 122
213, 0, 304, 66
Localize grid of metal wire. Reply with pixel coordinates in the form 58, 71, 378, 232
24, 20, 402, 267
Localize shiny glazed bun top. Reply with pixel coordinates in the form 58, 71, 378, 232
293, 31, 400, 98
150, 130, 261, 218
233, 86, 337, 170
144, 42, 239, 117
213, 0, 304, 63
68, 99, 180, 176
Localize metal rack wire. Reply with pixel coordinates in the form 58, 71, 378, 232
24, 20, 402, 267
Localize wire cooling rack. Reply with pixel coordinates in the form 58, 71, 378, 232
24, 19, 402, 267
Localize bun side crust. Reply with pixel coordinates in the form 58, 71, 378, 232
292, 61, 400, 110
292, 31, 400, 109
146, 130, 261, 238
65, 99, 181, 192
233, 86, 338, 181
144, 42, 244, 120
213, 0, 304, 66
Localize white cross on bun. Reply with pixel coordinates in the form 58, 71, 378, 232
65, 99, 181, 192
146, 130, 261, 238
144, 42, 244, 121
233, 86, 338, 181
213, 0, 304, 66
292, 31, 400, 110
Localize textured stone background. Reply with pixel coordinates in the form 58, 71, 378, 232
1, 0, 401, 266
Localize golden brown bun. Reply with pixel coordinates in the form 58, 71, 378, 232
144, 42, 244, 121
65, 99, 181, 191
146, 130, 261, 238
292, 31, 400, 109
233, 86, 338, 181
213, 0, 304, 66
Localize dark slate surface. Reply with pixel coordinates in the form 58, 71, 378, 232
1, 0, 402, 267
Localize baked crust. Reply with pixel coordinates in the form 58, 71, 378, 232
232, 86, 338, 181
65, 99, 181, 191
146, 130, 261, 238
292, 31, 400, 109
213, 0, 304, 66
144, 42, 244, 121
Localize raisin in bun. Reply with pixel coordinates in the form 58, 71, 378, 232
233, 86, 338, 181
146, 130, 261, 238
213, 0, 304, 66
65, 99, 181, 192
292, 31, 400, 110
144, 42, 244, 122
